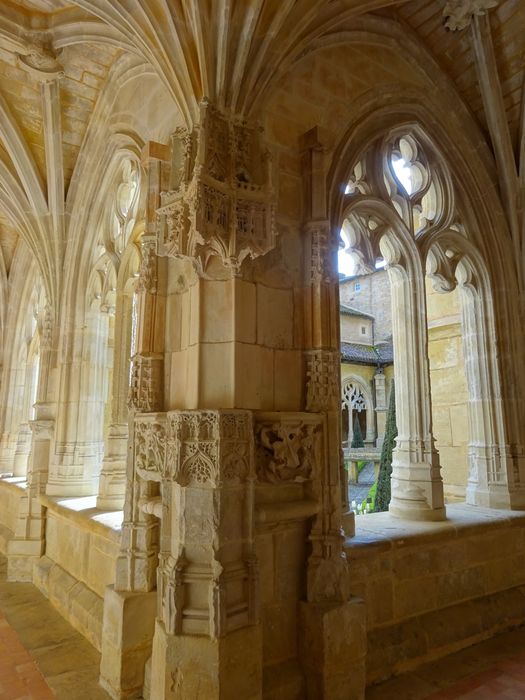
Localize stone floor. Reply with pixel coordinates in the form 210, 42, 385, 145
0, 556, 110, 699
1, 548, 525, 699
367, 625, 525, 699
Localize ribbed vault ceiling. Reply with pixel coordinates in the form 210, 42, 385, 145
0, 0, 522, 290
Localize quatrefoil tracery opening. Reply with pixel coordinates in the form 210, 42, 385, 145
343, 132, 444, 240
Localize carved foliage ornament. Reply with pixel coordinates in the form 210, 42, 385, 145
443, 0, 498, 31
156, 101, 276, 274
136, 237, 157, 294
134, 409, 253, 486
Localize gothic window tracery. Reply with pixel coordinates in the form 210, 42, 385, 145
342, 381, 367, 412
343, 130, 448, 252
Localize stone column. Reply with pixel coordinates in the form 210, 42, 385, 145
374, 369, 387, 449
299, 128, 366, 699
97, 279, 136, 509
456, 268, 518, 509
386, 256, 446, 521
147, 410, 261, 699
46, 306, 112, 496
7, 305, 57, 580
12, 352, 40, 476
364, 407, 376, 446
12, 423, 32, 477
0, 365, 25, 473
100, 141, 168, 700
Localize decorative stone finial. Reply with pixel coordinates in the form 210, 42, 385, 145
443, 0, 498, 31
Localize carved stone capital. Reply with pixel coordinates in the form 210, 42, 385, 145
132, 409, 258, 637
443, 0, 498, 31
29, 419, 54, 440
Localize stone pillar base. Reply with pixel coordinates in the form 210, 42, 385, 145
46, 478, 97, 497
99, 586, 157, 700
300, 598, 366, 699
7, 492, 45, 582
150, 620, 262, 700
389, 500, 446, 521
7, 538, 43, 582
96, 491, 125, 511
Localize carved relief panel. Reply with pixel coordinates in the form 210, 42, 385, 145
254, 412, 324, 484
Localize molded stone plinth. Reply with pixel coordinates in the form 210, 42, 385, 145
149, 619, 262, 700
300, 598, 366, 699
99, 585, 157, 700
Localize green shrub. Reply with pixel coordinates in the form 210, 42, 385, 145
374, 380, 397, 512
351, 414, 365, 448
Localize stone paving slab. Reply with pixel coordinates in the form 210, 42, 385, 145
0, 556, 111, 699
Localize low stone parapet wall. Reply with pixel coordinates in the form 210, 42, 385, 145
33, 495, 122, 651
345, 503, 525, 686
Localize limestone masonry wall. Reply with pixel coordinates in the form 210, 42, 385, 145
33, 497, 120, 651
346, 505, 525, 686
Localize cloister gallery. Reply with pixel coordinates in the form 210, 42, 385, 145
0, 0, 524, 698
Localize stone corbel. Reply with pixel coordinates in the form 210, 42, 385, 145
155, 100, 277, 276
443, 0, 498, 31
17, 40, 64, 82
426, 243, 461, 293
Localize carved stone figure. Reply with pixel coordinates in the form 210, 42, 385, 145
255, 419, 322, 483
